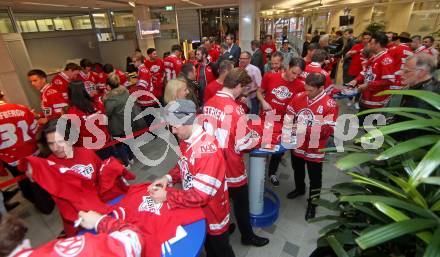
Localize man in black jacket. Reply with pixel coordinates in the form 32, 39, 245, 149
251, 40, 264, 75
396, 53, 440, 140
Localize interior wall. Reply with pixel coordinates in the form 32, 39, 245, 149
384, 1, 414, 33
98, 39, 136, 71
352, 6, 373, 36
177, 9, 201, 42
0, 34, 35, 108
22, 30, 101, 74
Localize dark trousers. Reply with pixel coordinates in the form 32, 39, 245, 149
268, 152, 285, 176
228, 184, 254, 240
96, 146, 116, 160
204, 231, 236, 257
4, 163, 55, 214
291, 154, 323, 201
114, 142, 134, 166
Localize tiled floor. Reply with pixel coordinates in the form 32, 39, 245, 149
5, 99, 357, 257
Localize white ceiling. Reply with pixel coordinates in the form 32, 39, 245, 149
0, 0, 237, 12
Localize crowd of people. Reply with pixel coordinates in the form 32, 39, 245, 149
0, 26, 439, 257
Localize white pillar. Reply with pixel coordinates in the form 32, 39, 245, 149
133, 5, 155, 54
239, 0, 256, 52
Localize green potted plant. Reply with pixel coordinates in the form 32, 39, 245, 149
310, 90, 440, 257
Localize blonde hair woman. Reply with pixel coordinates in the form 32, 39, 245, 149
164, 78, 190, 104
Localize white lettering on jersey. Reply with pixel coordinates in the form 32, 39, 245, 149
70, 164, 94, 179
138, 195, 163, 215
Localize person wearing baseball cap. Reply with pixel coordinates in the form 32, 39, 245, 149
151, 99, 235, 257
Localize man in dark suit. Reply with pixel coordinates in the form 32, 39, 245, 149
226, 33, 241, 67
251, 40, 264, 75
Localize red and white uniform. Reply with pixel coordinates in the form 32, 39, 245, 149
165, 127, 230, 235
261, 43, 277, 64
414, 45, 439, 64
65, 102, 110, 148
348, 43, 365, 77
203, 91, 259, 187
134, 64, 156, 107
144, 58, 165, 100
355, 50, 395, 108
388, 43, 413, 88
261, 72, 305, 119
51, 71, 71, 100
11, 216, 144, 257
204, 79, 223, 103
300, 62, 333, 92
0, 102, 38, 166
40, 84, 69, 119
97, 70, 130, 95
164, 54, 183, 81
112, 183, 205, 257
285, 91, 338, 162
208, 48, 220, 63
78, 70, 99, 96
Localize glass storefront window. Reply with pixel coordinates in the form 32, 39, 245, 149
201, 8, 221, 40
19, 20, 38, 32
53, 17, 73, 31
36, 19, 54, 31
93, 13, 110, 28
113, 12, 135, 27
71, 15, 92, 30
0, 11, 14, 33
221, 7, 239, 41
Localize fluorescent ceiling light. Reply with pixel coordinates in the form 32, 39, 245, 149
21, 1, 70, 7
181, 0, 202, 7
128, 1, 136, 7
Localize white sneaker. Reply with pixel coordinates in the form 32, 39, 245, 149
354, 102, 360, 110
129, 159, 134, 165
124, 164, 131, 169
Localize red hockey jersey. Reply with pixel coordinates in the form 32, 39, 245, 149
112, 183, 205, 257
144, 58, 165, 99
355, 50, 395, 108
348, 43, 365, 77
0, 102, 38, 165
97, 70, 130, 96
300, 62, 333, 93
24, 156, 112, 236
208, 48, 220, 63
285, 91, 338, 162
388, 43, 413, 88
40, 84, 69, 119
261, 43, 277, 64
134, 64, 156, 107
11, 216, 144, 257
203, 91, 260, 187
164, 55, 183, 81
261, 72, 305, 118
165, 127, 231, 235
204, 79, 223, 103
65, 101, 110, 148
78, 71, 99, 96
51, 72, 71, 100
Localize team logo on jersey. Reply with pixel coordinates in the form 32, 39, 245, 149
364, 67, 375, 83
381, 57, 393, 65
70, 164, 94, 179
150, 65, 161, 73
54, 236, 85, 257
271, 86, 293, 100
265, 48, 273, 54
139, 195, 163, 215
327, 98, 337, 108
199, 142, 217, 154
53, 79, 63, 86
297, 108, 315, 126
317, 105, 324, 114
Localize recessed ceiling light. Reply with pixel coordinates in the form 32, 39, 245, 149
128, 1, 136, 7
